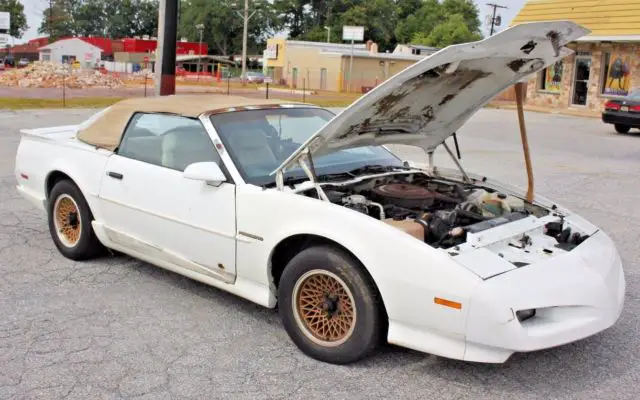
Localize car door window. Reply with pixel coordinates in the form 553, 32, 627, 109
117, 113, 221, 172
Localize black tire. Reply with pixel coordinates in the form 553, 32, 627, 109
278, 245, 384, 364
47, 179, 103, 260
615, 124, 631, 134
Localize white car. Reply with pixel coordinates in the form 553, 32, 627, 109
14, 21, 625, 365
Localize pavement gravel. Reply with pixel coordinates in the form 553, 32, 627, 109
0, 107, 638, 400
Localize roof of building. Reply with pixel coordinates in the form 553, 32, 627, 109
76, 94, 306, 151
320, 49, 426, 61
38, 37, 104, 52
285, 40, 367, 50
511, 0, 640, 40
176, 54, 236, 65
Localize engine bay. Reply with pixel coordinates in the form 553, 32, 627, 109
301, 172, 590, 251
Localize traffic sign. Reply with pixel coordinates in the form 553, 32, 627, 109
0, 12, 9, 31
264, 76, 273, 84
0, 34, 9, 46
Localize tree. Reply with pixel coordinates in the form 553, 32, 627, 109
38, 0, 158, 39
0, 0, 29, 38
412, 13, 482, 47
395, 0, 482, 48
178, 0, 281, 56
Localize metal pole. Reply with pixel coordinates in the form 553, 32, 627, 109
241, 0, 249, 85
266, 82, 269, 99
227, 75, 230, 95
197, 28, 203, 81
154, 0, 166, 95
157, 0, 178, 96
349, 39, 354, 92
303, 78, 306, 102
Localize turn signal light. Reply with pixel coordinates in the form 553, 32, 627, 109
434, 297, 462, 310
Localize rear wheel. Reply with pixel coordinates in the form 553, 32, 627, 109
615, 124, 631, 134
48, 179, 103, 260
278, 245, 384, 364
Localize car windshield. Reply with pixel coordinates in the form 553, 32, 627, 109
210, 107, 404, 186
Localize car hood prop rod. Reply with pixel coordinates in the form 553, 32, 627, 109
515, 81, 534, 203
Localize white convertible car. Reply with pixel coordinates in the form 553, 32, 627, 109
15, 21, 625, 365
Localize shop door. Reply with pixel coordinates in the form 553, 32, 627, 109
572, 54, 592, 106
320, 68, 327, 90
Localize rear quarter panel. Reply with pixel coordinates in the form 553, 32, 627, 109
15, 132, 112, 219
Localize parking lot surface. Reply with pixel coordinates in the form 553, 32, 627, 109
1, 107, 638, 400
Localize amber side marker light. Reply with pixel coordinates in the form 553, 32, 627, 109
434, 297, 462, 310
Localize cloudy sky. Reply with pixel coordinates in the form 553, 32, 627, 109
15, 0, 526, 43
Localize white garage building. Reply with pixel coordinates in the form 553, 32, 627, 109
38, 38, 103, 67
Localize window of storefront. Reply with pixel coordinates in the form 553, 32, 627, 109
600, 51, 631, 97
571, 52, 592, 106
538, 60, 563, 93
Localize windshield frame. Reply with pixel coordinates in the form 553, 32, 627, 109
206, 106, 404, 187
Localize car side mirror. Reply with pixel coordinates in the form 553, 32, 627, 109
183, 162, 227, 186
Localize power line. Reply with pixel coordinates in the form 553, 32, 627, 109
486, 2, 508, 36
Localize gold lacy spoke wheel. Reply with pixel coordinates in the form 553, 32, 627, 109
293, 269, 357, 347
53, 194, 82, 248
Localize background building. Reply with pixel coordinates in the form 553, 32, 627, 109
263, 39, 433, 92
509, 0, 640, 112
38, 38, 103, 68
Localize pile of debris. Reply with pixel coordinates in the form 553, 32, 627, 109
0, 61, 125, 89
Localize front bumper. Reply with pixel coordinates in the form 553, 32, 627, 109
463, 230, 625, 363
602, 111, 640, 127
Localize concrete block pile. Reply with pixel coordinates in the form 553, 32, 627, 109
0, 62, 125, 88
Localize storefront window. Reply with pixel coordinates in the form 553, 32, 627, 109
601, 51, 631, 96
539, 61, 563, 92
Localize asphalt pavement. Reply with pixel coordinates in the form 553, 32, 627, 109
0, 107, 638, 399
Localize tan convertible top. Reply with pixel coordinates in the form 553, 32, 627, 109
76, 94, 304, 151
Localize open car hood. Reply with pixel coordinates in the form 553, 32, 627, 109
273, 21, 589, 175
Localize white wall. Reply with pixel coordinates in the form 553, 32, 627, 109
38, 38, 102, 68
102, 61, 133, 73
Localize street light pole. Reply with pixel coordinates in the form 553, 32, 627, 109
325, 26, 331, 43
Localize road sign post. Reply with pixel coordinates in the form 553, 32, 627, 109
342, 26, 364, 92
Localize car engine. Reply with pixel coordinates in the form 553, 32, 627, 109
309, 173, 553, 249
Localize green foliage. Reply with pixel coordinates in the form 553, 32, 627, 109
0, 0, 29, 38
38, 0, 158, 40
276, 0, 482, 52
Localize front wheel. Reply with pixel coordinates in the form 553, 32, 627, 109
278, 245, 384, 364
615, 124, 631, 134
47, 179, 104, 260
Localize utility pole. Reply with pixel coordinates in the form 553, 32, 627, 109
232, 1, 260, 85
155, 0, 178, 96
486, 3, 507, 36
196, 23, 204, 81
241, 0, 249, 84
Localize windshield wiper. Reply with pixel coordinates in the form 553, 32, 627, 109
347, 164, 411, 176
262, 175, 309, 189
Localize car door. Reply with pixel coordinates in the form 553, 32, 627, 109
97, 112, 237, 282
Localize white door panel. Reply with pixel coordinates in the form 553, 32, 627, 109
99, 154, 237, 279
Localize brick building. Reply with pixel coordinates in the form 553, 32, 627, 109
509, 0, 640, 112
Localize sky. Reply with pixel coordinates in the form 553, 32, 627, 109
14, 0, 526, 44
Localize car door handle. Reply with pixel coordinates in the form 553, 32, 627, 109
107, 171, 123, 180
